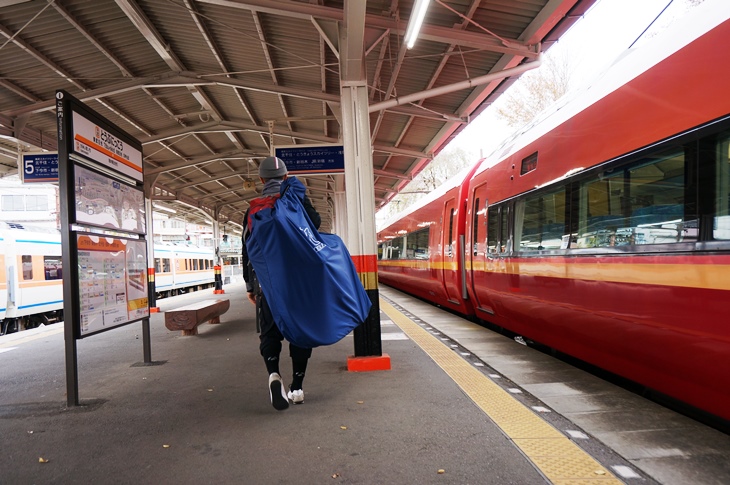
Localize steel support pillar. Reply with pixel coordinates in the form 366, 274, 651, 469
341, 81, 389, 370
332, 175, 348, 238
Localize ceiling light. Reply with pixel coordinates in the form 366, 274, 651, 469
404, 0, 430, 49
153, 203, 176, 214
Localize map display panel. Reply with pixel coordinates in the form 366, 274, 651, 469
74, 165, 146, 234
77, 234, 149, 337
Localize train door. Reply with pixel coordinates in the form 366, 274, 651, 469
441, 198, 461, 304
468, 183, 497, 315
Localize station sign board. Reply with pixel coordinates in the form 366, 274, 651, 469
71, 110, 143, 183
20, 152, 59, 183
275, 144, 344, 174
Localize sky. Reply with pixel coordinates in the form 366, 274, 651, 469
452, 0, 694, 160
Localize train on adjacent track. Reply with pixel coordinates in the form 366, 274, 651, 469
377, 5, 730, 424
0, 222, 215, 335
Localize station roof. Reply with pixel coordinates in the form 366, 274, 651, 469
0, 0, 596, 232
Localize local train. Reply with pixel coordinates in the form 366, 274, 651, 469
377, 3, 730, 425
0, 222, 215, 335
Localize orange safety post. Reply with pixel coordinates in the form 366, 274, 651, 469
213, 264, 225, 294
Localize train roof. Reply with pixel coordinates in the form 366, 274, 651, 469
473, 0, 730, 179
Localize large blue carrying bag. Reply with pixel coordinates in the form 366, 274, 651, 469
245, 177, 372, 348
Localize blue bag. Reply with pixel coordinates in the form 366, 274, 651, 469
245, 177, 372, 348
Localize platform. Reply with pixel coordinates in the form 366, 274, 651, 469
0, 281, 728, 484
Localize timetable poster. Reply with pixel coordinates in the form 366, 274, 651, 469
77, 234, 149, 337
125, 238, 149, 320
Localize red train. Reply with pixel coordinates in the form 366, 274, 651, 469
377, 4, 730, 424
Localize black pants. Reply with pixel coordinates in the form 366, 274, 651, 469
258, 293, 312, 364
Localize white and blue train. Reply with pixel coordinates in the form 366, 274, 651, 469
0, 222, 216, 335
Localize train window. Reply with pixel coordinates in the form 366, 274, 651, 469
410, 228, 429, 259
472, 198, 483, 256
516, 186, 567, 251
204, 260, 209, 270
162, 258, 171, 273
487, 205, 500, 254
154, 258, 161, 273
21, 255, 33, 280
521, 152, 538, 175
447, 208, 455, 257
199, 259, 204, 270
577, 147, 691, 247
44, 256, 62, 280
499, 205, 510, 253
193, 259, 198, 270
390, 237, 404, 259
714, 131, 730, 240
185, 259, 189, 271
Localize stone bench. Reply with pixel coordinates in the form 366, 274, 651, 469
164, 299, 230, 336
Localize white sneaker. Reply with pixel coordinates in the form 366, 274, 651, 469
268, 373, 289, 411
287, 388, 304, 404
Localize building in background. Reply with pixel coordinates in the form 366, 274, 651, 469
0, 175, 58, 228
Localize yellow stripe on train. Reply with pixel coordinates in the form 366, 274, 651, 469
379, 260, 730, 291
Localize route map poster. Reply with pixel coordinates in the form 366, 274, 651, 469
77, 234, 149, 337
74, 165, 145, 234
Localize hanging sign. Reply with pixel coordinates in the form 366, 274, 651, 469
275, 144, 344, 174
20, 152, 59, 183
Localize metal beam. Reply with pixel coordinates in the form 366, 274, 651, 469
145, 150, 245, 175
369, 58, 542, 112
3, 75, 163, 117
0, 79, 41, 102
115, 0, 184, 71
52, 1, 133, 78
0, 22, 85, 91
195, 0, 539, 58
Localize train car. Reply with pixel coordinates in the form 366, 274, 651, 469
378, 164, 479, 315
0, 223, 216, 334
153, 242, 216, 298
0, 222, 63, 335
378, 2, 730, 424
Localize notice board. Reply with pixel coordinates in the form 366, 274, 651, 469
77, 234, 149, 337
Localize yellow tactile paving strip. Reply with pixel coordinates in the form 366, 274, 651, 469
380, 298, 624, 485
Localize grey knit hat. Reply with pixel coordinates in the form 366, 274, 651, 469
259, 156, 288, 179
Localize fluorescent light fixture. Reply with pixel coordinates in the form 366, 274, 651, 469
153, 203, 177, 214
404, 0, 430, 49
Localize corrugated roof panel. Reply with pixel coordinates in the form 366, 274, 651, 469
137, 0, 220, 74
203, 24, 272, 77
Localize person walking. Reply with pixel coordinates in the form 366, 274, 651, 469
241, 156, 321, 411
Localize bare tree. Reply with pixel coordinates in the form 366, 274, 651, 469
378, 146, 475, 224
416, 146, 474, 191
495, 52, 572, 129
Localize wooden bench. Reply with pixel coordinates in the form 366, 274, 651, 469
164, 299, 230, 336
